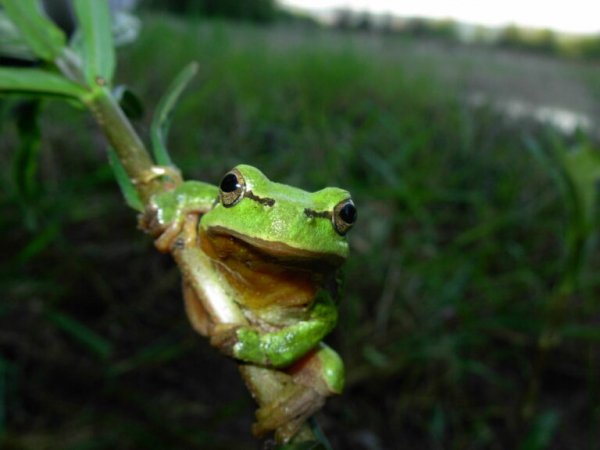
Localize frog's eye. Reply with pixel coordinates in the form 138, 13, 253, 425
332, 199, 357, 236
220, 169, 245, 207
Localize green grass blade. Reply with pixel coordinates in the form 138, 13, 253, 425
109, 335, 193, 376
0, 67, 87, 98
0, 10, 36, 61
151, 62, 199, 166
561, 324, 600, 342
0, 357, 6, 440
14, 221, 61, 264
13, 100, 43, 230
519, 409, 560, 450
562, 145, 600, 232
108, 146, 144, 211
72, 0, 115, 86
309, 418, 333, 450
44, 309, 113, 360
13, 100, 42, 202
0, 0, 66, 62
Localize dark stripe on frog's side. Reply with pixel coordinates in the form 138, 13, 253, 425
246, 190, 276, 207
303, 208, 332, 220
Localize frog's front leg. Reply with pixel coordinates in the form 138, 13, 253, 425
139, 180, 218, 252
210, 290, 337, 368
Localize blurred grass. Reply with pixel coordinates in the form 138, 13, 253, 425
1, 12, 600, 450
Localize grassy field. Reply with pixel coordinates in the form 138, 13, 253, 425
2, 13, 600, 449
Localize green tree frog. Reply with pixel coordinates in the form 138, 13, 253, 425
140, 164, 357, 442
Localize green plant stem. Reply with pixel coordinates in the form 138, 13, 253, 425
84, 85, 160, 204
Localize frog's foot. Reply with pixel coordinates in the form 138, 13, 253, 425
136, 166, 184, 248
252, 384, 325, 443
134, 166, 183, 186
138, 206, 184, 253
140, 181, 218, 253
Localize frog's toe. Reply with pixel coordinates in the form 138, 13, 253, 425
138, 205, 181, 253
138, 207, 161, 236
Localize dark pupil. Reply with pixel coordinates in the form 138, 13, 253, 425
220, 173, 240, 193
340, 202, 357, 224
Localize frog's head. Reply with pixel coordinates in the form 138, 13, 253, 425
200, 164, 357, 266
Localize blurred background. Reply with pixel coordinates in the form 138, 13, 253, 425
1, 0, 600, 448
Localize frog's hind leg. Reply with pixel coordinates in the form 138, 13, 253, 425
255, 383, 324, 443
183, 280, 213, 337
239, 343, 344, 443
239, 364, 325, 443
287, 342, 345, 396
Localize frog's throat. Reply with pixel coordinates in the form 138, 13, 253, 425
206, 225, 346, 267
200, 227, 338, 311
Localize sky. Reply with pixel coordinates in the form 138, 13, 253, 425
280, 0, 600, 35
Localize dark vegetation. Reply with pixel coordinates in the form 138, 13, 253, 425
330, 8, 600, 62
143, 0, 278, 23
143, 0, 600, 61
2, 8, 600, 450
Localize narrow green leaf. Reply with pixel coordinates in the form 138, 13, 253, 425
13, 100, 43, 230
0, 0, 66, 61
72, 0, 115, 86
151, 62, 199, 166
523, 134, 569, 209
519, 409, 560, 450
13, 100, 42, 202
44, 309, 113, 360
309, 417, 333, 450
0, 67, 87, 98
108, 146, 144, 211
0, 357, 7, 440
0, 10, 36, 61
429, 404, 446, 441
561, 145, 600, 232
562, 324, 600, 342
109, 335, 193, 376
14, 221, 61, 264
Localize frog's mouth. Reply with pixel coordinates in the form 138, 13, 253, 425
202, 226, 345, 270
